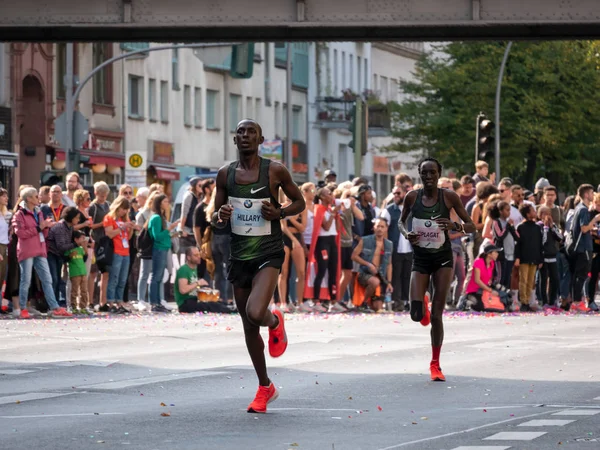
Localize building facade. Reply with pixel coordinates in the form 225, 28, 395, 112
0, 43, 16, 198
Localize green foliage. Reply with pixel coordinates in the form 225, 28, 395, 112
388, 41, 600, 192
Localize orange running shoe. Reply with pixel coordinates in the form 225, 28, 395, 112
269, 309, 288, 358
571, 301, 590, 313
420, 292, 431, 327
247, 382, 279, 413
430, 362, 446, 382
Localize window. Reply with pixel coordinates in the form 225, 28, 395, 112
172, 48, 180, 90
341, 52, 346, 90
229, 94, 242, 132
255, 98, 262, 125
206, 89, 219, 129
373, 74, 379, 92
128, 75, 143, 118
381, 76, 389, 102
364, 58, 369, 89
292, 106, 302, 141
391, 79, 399, 103
93, 43, 113, 105
57, 43, 66, 99
357, 56, 362, 93
349, 54, 354, 91
148, 78, 156, 120
183, 85, 191, 126
160, 81, 169, 122
246, 96, 253, 119
333, 49, 338, 97
194, 88, 202, 127
274, 101, 281, 137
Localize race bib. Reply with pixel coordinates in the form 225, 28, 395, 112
230, 197, 271, 236
412, 218, 445, 249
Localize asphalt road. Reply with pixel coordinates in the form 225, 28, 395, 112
0, 310, 599, 450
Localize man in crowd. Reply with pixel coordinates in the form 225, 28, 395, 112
192, 178, 216, 281
324, 169, 337, 186
62, 172, 80, 207
39, 186, 51, 206
41, 185, 65, 223
179, 178, 205, 255
175, 247, 230, 313
510, 185, 525, 225
498, 179, 512, 203
472, 160, 490, 185
459, 175, 475, 206
382, 186, 412, 312
354, 184, 376, 238
351, 217, 393, 312
384, 173, 414, 207
537, 185, 564, 231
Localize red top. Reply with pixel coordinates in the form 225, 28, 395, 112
466, 257, 495, 295
103, 215, 130, 257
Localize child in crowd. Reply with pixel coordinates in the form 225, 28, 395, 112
65, 230, 90, 314
515, 204, 543, 311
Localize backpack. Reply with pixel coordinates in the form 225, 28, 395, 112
137, 225, 154, 259
564, 206, 583, 256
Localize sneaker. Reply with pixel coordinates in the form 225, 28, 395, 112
312, 302, 327, 313
109, 305, 119, 314
19, 309, 31, 319
161, 300, 176, 311
420, 292, 431, 326
247, 383, 279, 413
520, 303, 531, 312
588, 301, 599, 312
26, 306, 43, 317
136, 300, 150, 312
298, 303, 314, 313
329, 303, 347, 313
50, 307, 73, 318
152, 304, 170, 313
0, 305, 9, 314
430, 362, 446, 382
529, 299, 540, 312
12, 309, 21, 319
116, 306, 131, 315
96, 304, 110, 313
571, 301, 590, 313
268, 309, 287, 358
86, 307, 95, 315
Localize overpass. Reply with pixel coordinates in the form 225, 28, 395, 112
1, 0, 600, 41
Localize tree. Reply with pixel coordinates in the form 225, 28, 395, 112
387, 41, 600, 192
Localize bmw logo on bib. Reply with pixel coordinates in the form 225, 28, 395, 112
425, 220, 432, 227
244, 200, 253, 208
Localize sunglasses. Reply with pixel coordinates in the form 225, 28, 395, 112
393, 192, 402, 196
499, 189, 506, 193
123, 191, 133, 195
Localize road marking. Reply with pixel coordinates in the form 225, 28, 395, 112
483, 432, 546, 441
53, 360, 119, 367
518, 419, 575, 427
77, 370, 229, 390
595, 397, 600, 400
377, 409, 556, 450
0, 392, 73, 406
450, 447, 511, 450
552, 409, 600, 416
0, 412, 124, 419
0, 369, 36, 375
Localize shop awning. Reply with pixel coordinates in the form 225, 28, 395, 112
0, 150, 18, 168
54, 149, 125, 167
151, 165, 180, 181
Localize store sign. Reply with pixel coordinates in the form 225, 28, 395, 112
292, 141, 308, 182
374, 156, 390, 174
125, 150, 148, 189
152, 141, 175, 165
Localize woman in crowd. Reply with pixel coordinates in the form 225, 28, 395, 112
335, 184, 363, 311
278, 190, 307, 313
47, 206, 80, 308
148, 194, 179, 313
464, 244, 501, 312
485, 201, 518, 289
0, 188, 11, 315
205, 188, 233, 306
14, 187, 71, 318
301, 183, 316, 253
88, 181, 111, 311
73, 189, 93, 283
586, 193, 600, 304
104, 196, 136, 314
470, 182, 499, 257
537, 206, 563, 307
305, 187, 341, 311
136, 190, 160, 309
445, 179, 467, 308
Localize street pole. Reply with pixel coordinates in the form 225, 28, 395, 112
494, 41, 513, 183
286, 43, 293, 170
475, 112, 482, 165
65, 43, 74, 173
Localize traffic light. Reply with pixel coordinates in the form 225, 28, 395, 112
477, 113, 494, 161
348, 100, 367, 156
40, 171, 63, 187
230, 44, 255, 79
68, 152, 91, 176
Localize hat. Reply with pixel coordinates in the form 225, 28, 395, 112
357, 184, 372, 196
523, 190, 534, 199
535, 177, 550, 191
324, 169, 337, 179
482, 243, 502, 255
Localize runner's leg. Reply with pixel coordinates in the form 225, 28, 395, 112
409, 271, 430, 322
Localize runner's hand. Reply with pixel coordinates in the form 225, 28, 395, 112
435, 218, 454, 231
217, 204, 233, 222
407, 231, 419, 245
261, 201, 280, 221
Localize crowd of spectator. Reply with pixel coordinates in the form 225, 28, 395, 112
1, 159, 599, 318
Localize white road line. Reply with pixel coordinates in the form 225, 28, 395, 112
0, 369, 36, 375
0, 392, 73, 406
377, 409, 557, 450
78, 370, 229, 390
483, 432, 547, 441
552, 409, 600, 416
0, 412, 124, 419
518, 419, 575, 427
594, 397, 600, 401
450, 447, 511, 450
53, 360, 119, 367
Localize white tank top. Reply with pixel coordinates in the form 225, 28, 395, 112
303, 208, 314, 245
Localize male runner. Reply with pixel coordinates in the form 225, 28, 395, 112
399, 158, 476, 382
212, 119, 305, 413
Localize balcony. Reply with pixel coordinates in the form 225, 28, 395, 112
315, 96, 391, 135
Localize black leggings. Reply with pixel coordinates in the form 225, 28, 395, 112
538, 261, 559, 306
313, 236, 338, 301
570, 251, 591, 303
588, 253, 600, 300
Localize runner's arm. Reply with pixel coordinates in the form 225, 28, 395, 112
448, 190, 476, 234
399, 190, 417, 238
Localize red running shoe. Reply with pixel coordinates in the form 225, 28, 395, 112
247, 383, 279, 413
430, 361, 446, 382
571, 301, 590, 313
269, 309, 287, 358
20, 309, 31, 320
50, 307, 73, 318
421, 292, 431, 327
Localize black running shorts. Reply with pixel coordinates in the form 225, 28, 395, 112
412, 250, 454, 275
341, 246, 354, 271
227, 251, 285, 289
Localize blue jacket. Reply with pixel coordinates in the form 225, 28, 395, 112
359, 235, 393, 278
386, 203, 402, 251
